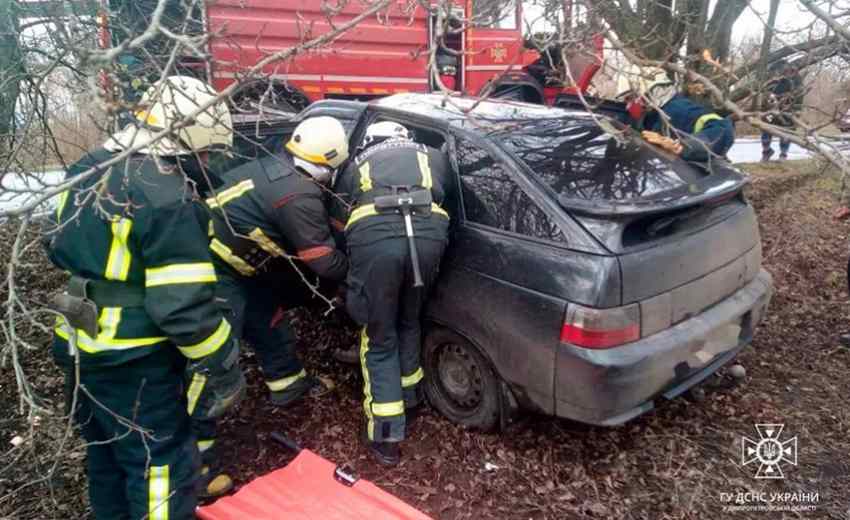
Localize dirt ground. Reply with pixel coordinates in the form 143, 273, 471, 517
1, 159, 849, 519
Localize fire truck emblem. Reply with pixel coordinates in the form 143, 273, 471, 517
741, 424, 797, 479
490, 44, 507, 63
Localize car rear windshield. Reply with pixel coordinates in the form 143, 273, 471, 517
490, 116, 709, 204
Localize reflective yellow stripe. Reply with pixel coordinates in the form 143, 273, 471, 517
98, 307, 122, 340
105, 218, 133, 281
417, 151, 432, 189
208, 220, 214, 238
56, 190, 69, 222
359, 162, 372, 192
210, 239, 256, 276
694, 113, 724, 134
186, 372, 207, 416
265, 369, 306, 392
206, 180, 254, 209
286, 140, 332, 166
346, 203, 449, 229
145, 263, 217, 287
55, 319, 166, 353
249, 228, 286, 257
197, 439, 215, 453
360, 328, 375, 441
148, 465, 170, 520
401, 367, 424, 388
178, 318, 231, 359
372, 400, 404, 416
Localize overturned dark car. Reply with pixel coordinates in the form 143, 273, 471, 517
230, 93, 773, 430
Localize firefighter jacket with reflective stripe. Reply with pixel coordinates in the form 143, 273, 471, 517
205, 153, 347, 281
643, 94, 735, 162
332, 139, 451, 248
48, 149, 232, 368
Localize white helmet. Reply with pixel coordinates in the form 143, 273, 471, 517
106, 75, 233, 156
363, 121, 411, 147
616, 65, 676, 107
285, 116, 349, 169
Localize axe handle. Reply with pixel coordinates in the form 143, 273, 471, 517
270, 432, 302, 453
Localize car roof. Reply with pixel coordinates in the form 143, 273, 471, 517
373, 93, 596, 132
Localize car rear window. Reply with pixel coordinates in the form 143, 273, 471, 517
490, 116, 705, 203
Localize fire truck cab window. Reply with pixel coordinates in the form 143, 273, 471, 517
472, 0, 517, 30
456, 138, 565, 243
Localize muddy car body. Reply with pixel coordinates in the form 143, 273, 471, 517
230, 93, 773, 430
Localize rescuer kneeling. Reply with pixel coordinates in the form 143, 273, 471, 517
198, 116, 349, 483
332, 122, 450, 465
620, 67, 735, 162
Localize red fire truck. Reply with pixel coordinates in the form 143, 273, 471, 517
103, 0, 602, 111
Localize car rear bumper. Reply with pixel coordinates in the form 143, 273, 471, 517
554, 269, 773, 426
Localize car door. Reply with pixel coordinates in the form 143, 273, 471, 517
425, 132, 574, 414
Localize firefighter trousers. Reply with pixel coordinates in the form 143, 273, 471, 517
67, 348, 199, 520
346, 235, 446, 442
193, 268, 304, 461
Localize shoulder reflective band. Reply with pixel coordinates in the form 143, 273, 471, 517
401, 367, 424, 388
197, 439, 215, 453
206, 179, 254, 209
105, 218, 133, 281
178, 318, 232, 359
345, 203, 449, 229
371, 400, 404, 417
266, 369, 307, 392
55, 190, 70, 223
417, 151, 432, 189
210, 239, 256, 276
148, 465, 170, 520
55, 317, 166, 353
249, 228, 286, 257
186, 372, 208, 416
694, 113, 724, 134
359, 162, 372, 192
145, 263, 217, 287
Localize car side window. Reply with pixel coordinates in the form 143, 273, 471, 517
456, 138, 565, 243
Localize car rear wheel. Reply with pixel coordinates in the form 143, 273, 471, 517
423, 328, 501, 431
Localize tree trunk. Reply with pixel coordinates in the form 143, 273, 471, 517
0, 0, 23, 153
753, 0, 781, 110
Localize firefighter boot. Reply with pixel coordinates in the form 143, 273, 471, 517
270, 374, 334, 407
198, 466, 234, 500
332, 344, 360, 365
361, 424, 401, 466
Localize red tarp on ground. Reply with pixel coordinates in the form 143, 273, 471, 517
196, 449, 433, 520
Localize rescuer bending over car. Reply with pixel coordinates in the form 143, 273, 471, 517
47, 76, 244, 520
332, 122, 450, 466
199, 116, 350, 490
621, 67, 735, 161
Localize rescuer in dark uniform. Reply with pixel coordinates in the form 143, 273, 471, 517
197, 116, 350, 467
333, 121, 450, 466
619, 66, 736, 161
761, 60, 804, 161
47, 76, 244, 519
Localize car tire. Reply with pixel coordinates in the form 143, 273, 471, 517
422, 327, 501, 431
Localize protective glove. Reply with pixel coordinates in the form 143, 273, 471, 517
642, 130, 683, 156
185, 337, 246, 420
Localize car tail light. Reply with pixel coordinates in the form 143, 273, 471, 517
560, 303, 641, 349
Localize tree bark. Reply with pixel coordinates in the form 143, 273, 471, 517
753, 0, 781, 110
0, 0, 23, 152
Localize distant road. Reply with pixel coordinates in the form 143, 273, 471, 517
728, 135, 850, 164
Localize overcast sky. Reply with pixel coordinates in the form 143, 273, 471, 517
733, 0, 817, 42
